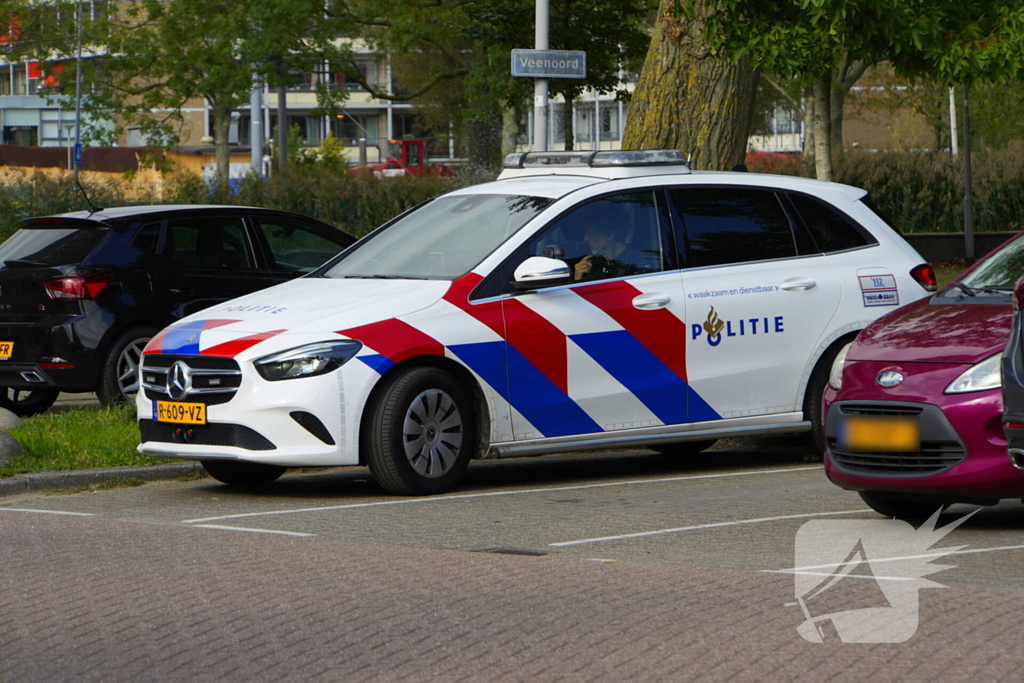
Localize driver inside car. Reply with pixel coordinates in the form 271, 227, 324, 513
573, 223, 650, 281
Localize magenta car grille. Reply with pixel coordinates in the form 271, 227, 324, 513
828, 403, 968, 476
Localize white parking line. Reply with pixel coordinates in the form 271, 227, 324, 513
193, 524, 316, 537
181, 466, 820, 524
764, 543, 1024, 575
0, 508, 95, 517
549, 509, 871, 547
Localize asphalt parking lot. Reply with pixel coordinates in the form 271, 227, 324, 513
4, 441, 1024, 680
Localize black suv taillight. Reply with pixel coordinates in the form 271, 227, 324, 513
44, 274, 112, 300
910, 264, 937, 292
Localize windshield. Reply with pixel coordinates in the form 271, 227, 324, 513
0, 226, 107, 268
325, 194, 553, 279
957, 232, 1024, 290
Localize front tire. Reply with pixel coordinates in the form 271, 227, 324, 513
365, 367, 476, 496
97, 326, 159, 407
0, 388, 59, 417
201, 459, 287, 486
858, 491, 949, 521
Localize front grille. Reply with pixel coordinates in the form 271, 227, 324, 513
139, 419, 275, 450
290, 411, 335, 445
828, 439, 966, 474
141, 355, 242, 405
827, 401, 968, 477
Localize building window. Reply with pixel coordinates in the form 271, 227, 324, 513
331, 114, 379, 146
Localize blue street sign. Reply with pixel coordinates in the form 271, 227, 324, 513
511, 49, 587, 79
73, 143, 83, 165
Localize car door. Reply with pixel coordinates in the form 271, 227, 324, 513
151, 213, 278, 319
250, 214, 356, 282
498, 190, 693, 440
672, 186, 843, 420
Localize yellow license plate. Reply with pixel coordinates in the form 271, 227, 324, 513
155, 401, 207, 424
840, 415, 919, 452
0, 341, 13, 359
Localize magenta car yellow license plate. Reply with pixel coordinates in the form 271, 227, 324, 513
155, 401, 206, 425
840, 415, 920, 452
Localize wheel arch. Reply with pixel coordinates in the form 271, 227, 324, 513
90, 318, 173, 385
356, 354, 492, 466
798, 327, 862, 416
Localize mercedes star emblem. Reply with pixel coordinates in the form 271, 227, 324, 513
167, 361, 191, 400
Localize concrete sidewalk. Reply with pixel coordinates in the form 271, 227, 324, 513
0, 462, 203, 497
0, 393, 204, 497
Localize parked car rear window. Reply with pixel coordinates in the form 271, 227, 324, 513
670, 188, 797, 268
0, 226, 107, 267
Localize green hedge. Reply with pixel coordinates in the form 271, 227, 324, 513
0, 167, 469, 242
4, 151, 1022, 240
748, 149, 1024, 234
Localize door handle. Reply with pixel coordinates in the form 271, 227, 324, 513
779, 278, 817, 291
632, 292, 671, 310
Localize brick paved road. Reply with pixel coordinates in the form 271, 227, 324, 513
3, 446, 1024, 680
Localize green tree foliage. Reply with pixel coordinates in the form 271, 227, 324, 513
339, 0, 650, 170
10, 0, 353, 190
688, 0, 1024, 179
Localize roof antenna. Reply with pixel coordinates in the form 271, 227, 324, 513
76, 175, 103, 216
686, 150, 694, 170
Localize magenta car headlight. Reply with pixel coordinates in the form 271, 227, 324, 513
944, 353, 1002, 394
828, 343, 853, 391
254, 340, 363, 381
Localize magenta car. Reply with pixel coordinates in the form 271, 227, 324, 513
823, 232, 1024, 518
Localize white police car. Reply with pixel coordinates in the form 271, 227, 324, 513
137, 150, 935, 494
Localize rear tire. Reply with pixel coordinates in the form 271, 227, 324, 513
97, 326, 159, 407
650, 439, 718, 456
858, 491, 949, 521
201, 459, 287, 486
0, 388, 59, 417
365, 367, 475, 496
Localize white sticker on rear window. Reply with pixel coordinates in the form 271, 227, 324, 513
859, 274, 899, 307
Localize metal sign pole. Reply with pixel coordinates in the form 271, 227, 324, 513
73, 1, 83, 180
532, 0, 549, 152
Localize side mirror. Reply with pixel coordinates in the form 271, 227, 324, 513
512, 256, 571, 290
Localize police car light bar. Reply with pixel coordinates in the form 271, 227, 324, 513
503, 149, 690, 170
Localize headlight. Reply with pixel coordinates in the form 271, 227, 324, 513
828, 343, 853, 391
254, 340, 363, 381
944, 353, 1002, 394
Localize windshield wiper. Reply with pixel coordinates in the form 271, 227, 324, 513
951, 281, 1011, 296
3, 259, 46, 268
951, 281, 976, 297
340, 274, 429, 280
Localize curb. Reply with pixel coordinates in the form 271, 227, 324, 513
0, 462, 204, 497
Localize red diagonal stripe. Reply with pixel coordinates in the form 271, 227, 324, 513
574, 281, 688, 382
201, 329, 287, 357
444, 274, 568, 394
340, 318, 444, 363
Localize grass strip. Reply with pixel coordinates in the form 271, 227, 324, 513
1, 403, 169, 477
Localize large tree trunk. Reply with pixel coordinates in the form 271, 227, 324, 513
622, 0, 758, 170
212, 102, 232, 193
829, 56, 869, 160
812, 73, 833, 181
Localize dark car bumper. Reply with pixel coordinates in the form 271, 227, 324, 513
0, 316, 104, 392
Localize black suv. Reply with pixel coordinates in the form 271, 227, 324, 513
0, 205, 355, 416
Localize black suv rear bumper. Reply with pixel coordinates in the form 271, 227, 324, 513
0, 316, 102, 392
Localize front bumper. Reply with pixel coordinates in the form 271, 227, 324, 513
823, 360, 1024, 501
136, 353, 381, 468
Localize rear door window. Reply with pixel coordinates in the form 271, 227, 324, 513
669, 188, 797, 268
162, 216, 257, 270
0, 225, 107, 267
